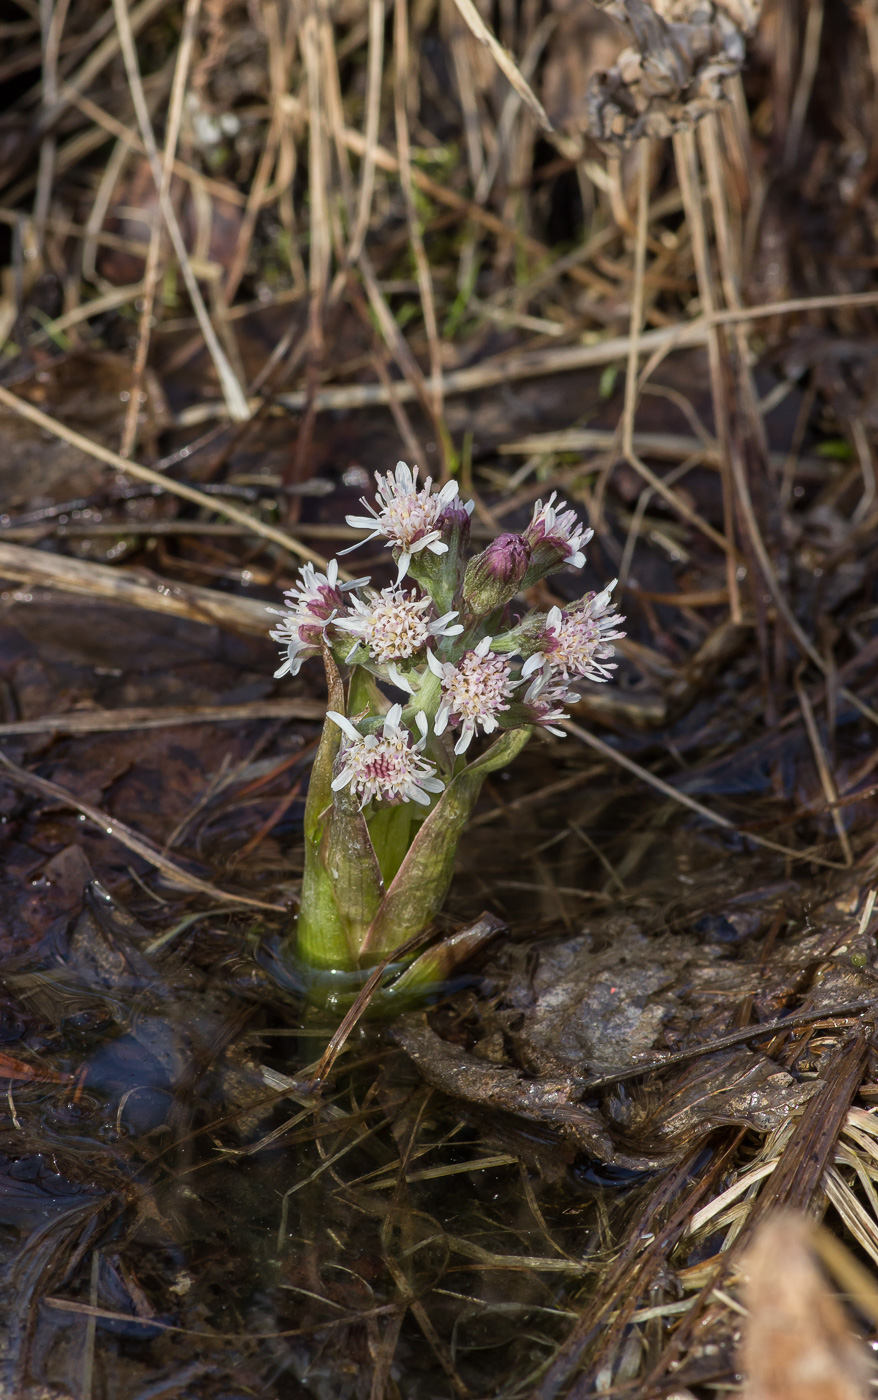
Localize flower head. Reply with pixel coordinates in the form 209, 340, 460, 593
523, 492, 593, 583
520, 584, 626, 683
520, 665, 580, 736
335, 586, 462, 690
327, 705, 444, 807
463, 534, 530, 614
343, 461, 470, 582
427, 637, 515, 754
268, 559, 369, 678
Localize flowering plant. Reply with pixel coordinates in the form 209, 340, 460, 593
269, 462, 625, 994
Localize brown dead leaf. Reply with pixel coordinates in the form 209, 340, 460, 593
740, 1212, 872, 1400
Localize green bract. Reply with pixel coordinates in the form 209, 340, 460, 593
269, 461, 626, 997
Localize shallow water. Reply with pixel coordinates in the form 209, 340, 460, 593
1, 781, 875, 1400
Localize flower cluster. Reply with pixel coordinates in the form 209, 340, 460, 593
327, 705, 443, 807
268, 559, 368, 678
342, 460, 471, 582
270, 461, 625, 810
428, 638, 515, 754
336, 587, 461, 692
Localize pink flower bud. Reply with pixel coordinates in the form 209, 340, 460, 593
462, 534, 530, 614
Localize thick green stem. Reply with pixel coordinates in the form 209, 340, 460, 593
361, 727, 532, 957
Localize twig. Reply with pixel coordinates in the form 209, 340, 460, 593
796, 677, 854, 865
33, 0, 72, 248
497, 428, 835, 480
0, 749, 285, 912
675, 124, 741, 621
622, 140, 650, 470
176, 320, 711, 423
346, 0, 384, 262
121, 0, 202, 457
37, 0, 170, 133
0, 539, 271, 634
449, 0, 553, 133
560, 718, 846, 870
224, 0, 286, 301
576, 998, 877, 1093
0, 385, 332, 569
0, 699, 324, 738
394, 0, 444, 439
110, 0, 250, 422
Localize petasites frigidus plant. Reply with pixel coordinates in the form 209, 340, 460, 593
269, 462, 625, 997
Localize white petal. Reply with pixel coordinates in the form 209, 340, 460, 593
419, 775, 445, 793
437, 480, 459, 506
387, 663, 414, 694
434, 707, 449, 736
273, 659, 292, 678
395, 552, 411, 583
426, 540, 449, 556
426, 649, 444, 678
407, 785, 431, 805
546, 606, 563, 629
326, 710, 362, 744
464, 499, 474, 515
474, 635, 492, 656
338, 534, 378, 555
331, 769, 353, 790
521, 653, 544, 678
453, 724, 474, 755
385, 703, 403, 732
414, 711, 429, 738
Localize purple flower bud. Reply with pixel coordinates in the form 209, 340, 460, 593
462, 533, 531, 614
438, 495, 474, 546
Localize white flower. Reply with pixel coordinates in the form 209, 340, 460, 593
342, 460, 473, 582
335, 586, 462, 690
520, 584, 625, 683
326, 705, 445, 807
520, 665, 580, 736
427, 636, 515, 754
524, 491, 593, 571
268, 559, 369, 678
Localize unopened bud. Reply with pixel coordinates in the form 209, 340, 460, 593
462, 534, 530, 614
438, 496, 473, 546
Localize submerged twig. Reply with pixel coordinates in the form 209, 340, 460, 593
560, 718, 847, 869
